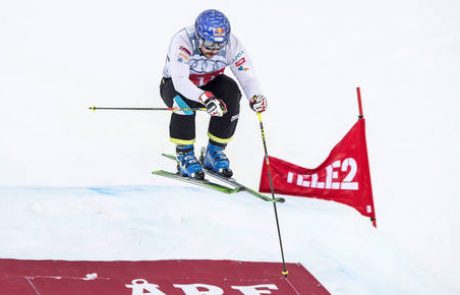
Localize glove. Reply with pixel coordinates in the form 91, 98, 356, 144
249, 94, 267, 112
199, 91, 227, 117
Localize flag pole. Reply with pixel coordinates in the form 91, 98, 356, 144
356, 87, 364, 118
356, 86, 377, 227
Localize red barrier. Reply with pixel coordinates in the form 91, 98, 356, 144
0, 258, 329, 294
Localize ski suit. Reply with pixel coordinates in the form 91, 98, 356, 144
160, 26, 261, 145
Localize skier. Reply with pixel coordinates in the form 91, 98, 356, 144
160, 9, 267, 180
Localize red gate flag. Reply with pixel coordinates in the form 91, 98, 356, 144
259, 118, 377, 226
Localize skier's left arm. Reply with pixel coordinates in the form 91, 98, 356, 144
227, 35, 267, 112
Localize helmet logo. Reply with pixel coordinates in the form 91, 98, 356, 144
214, 27, 225, 37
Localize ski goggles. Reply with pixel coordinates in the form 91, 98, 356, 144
199, 38, 227, 51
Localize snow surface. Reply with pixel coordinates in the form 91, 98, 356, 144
0, 186, 452, 294
1, 0, 459, 294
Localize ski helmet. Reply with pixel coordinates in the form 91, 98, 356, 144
195, 9, 231, 46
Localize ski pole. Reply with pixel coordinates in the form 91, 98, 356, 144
89, 106, 206, 112
256, 112, 289, 278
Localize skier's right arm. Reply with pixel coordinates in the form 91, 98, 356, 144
167, 42, 203, 103
166, 36, 225, 116
169, 54, 226, 116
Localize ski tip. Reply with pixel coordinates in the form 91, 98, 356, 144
271, 197, 285, 203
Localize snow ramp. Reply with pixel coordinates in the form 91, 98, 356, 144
0, 186, 449, 294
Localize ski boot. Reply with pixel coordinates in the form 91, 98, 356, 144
176, 145, 205, 180
203, 142, 233, 178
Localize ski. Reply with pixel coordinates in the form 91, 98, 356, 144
152, 170, 240, 194
202, 166, 285, 203
161, 153, 285, 203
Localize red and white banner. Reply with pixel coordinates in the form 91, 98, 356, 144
0, 259, 330, 294
259, 118, 376, 226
